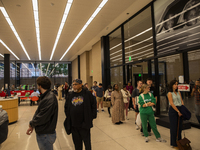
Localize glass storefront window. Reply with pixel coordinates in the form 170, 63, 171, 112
111, 66, 123, 89
158, 54, 183, 114
109, 28, 123, 67
124, 7, 153, 63
188, 50, 200, 125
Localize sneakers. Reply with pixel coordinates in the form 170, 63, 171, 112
141, 132, 144, 136
145, 137, 149, 142
97, 109, 99, 113
156, 138, 167, 143
101, 109, 105, 112
126, 116, 129, 120
136, 125, 140, 130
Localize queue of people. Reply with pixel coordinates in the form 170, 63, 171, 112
0, 76, 194, 150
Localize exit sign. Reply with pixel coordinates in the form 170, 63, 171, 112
129, 56, 131, 61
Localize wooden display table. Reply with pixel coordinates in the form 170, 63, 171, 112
0, 98, 18, 123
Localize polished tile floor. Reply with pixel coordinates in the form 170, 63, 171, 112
1, 100, 199, 150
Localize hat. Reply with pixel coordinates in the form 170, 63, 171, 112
73, 79, 82, 84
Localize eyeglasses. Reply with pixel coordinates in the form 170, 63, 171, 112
72, 84, 79, 86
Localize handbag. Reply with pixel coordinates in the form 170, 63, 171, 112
136, 112, 141, 126
103, 99, 111, 107
176, 117, 192, 150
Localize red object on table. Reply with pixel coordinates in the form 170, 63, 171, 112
0, 90, 34, 97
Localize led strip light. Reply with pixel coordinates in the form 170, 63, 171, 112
60, 0, 108, 61
0, 39, 20, 60
50, 0, 73, 60
0, 7, 31, 60
32, 0, 41, 60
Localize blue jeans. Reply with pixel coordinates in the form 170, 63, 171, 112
36, 132, 56, 150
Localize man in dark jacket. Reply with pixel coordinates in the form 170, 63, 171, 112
26, 76, 58, 150
64, 79, 97, 150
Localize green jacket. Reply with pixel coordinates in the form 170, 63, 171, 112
138, 93, 156, 114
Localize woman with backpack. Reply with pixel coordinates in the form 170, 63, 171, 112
138, 84, 166, 143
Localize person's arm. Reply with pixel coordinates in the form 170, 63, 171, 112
103, 91, 105, 97
178, 91, 184, 105
111, 92, 114, 106
128, 91, 131, 97
148, 94, 156, 106
138, 95, 145, 108
168, 92, 182, 116
89, 92, 97, 119
121, 90, 128, 98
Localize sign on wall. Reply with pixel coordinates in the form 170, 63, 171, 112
178, 84, 190, 91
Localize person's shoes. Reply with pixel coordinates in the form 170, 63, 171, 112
135, 121, 136, 125
136, 125, 140, 130
101, 109, 105, 112
119, 121, 123, 124
145, 137, 149, 143
109, 114, 111, 117
156, 138, 167, 143
126, 116, 129, 120
128, 109, 130, 111
115, 122, 120, 125
141, 132, 144, 136
148, 132, 151, 136
97, 110, 99, 113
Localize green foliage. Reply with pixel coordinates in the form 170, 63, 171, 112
41, 63, 68, 76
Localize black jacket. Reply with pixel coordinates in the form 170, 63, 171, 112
30, 89, 58, 134
64, 89, 97, 135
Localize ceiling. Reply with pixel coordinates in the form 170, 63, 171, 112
0, 0, 152, 61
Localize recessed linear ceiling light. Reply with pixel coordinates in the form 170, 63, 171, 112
0, 7, 31, 60
0, 39, 20, 60
50, 0, 73, 60
32, 0, 41, 60
0, 53, 4, 58
59, 0, 108, 61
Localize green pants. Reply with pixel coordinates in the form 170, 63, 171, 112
140, 113, 160, 138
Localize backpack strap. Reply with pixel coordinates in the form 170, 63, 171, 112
149, 92, 152, 97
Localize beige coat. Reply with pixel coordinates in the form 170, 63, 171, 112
111, 90, 125, 123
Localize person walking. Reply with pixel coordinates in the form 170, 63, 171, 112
168, 80, 184, 149
121, 85, 131, 120
104, 85, 112, 117
132, 80, 143, 129
126, 82, 134, 110
95, 83, 104, 112
111, 84, 125, 124
64, 79, 97, 150
138, 84, 166, 143
26, 76, 58, 150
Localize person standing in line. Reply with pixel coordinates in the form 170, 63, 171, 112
140, 78, 158, 135
92, 81, 98, 96
25, 84, 28, 90
104, 85, 112, 117
126, 82, 134, 110
168, 80, 184, 149
26, 76, 58, 150
95, 83, 104, 112
121, 85, 131, 120
83, 83, 89, 90
138, 84, 166, 143
191, 79, 200, 124
64, 81, 69, 100
64, 79, 97, 150
132, 80, 143, 129
111, 84, 125, 125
